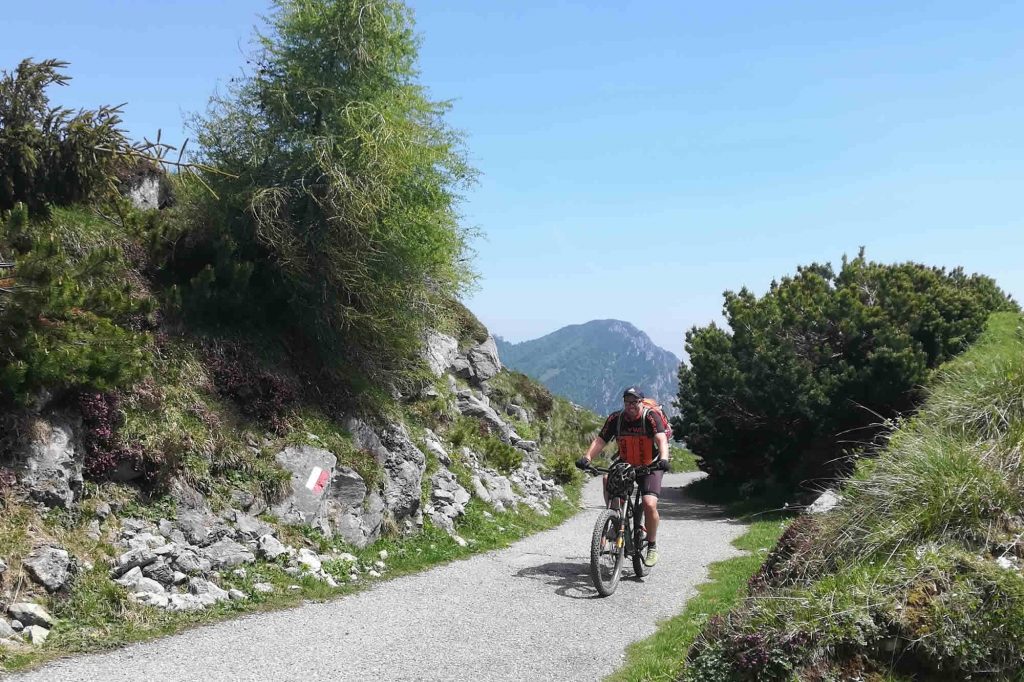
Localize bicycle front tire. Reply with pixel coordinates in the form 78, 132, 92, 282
590, 508, 624, 597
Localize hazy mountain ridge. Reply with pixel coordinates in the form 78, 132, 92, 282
495, 320, 680, 418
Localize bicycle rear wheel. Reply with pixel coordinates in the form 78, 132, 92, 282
590, 508, 624, 597
632, 524, 651, 578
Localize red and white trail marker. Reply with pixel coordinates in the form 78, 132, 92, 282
304, 467, 330, 495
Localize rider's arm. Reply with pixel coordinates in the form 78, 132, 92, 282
583, 436, 607, 463
654, 432, 670, 464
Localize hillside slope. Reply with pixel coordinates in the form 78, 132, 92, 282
496, 320, 680, 418
685, 312, 1024, 680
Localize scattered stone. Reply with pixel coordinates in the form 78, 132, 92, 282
94, 501, 112, 519
114, 566, 143, 588
188, 577, 229, 606
228, 589, 246, 601
374, 561, 386, 571
173, 550, 212, 575
0, 559, 7, 577
453, 535, 468, 548
378, 550, 388, 561
8, 603, 53, 628
367, 570, 382, 578
288, 585, 301, 591
86, 519, 102, 540
232, 568, 247, 580
806, 490, 842, 514
996, 556, 1016, 570
256, 534, 288, 561
284, 567, 301, 577
10, 620, 23, 632
23, 625, 49, 645
24, 546, 73, 592
233, 512, 273, 540
112, 547, 157, 577
296, 548, 322, 573
0, 621, 15, 639
201, 538, 255, 569
253, 582, 275, 594
142, 561, 175, 586
130, 577, 166, 595
133, 593, 170, 609
167, 594, 205, 612
172, 571, 188, 586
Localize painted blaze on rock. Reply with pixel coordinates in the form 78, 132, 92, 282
271, 445, 338, 531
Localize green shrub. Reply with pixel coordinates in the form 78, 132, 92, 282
676, 251, 1017, 490
0, 205, 152, 403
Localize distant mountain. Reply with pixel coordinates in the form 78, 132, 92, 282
495, 320, 680, 419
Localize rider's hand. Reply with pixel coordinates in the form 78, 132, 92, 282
575, 456, 591, 471
656, 458, 670, 471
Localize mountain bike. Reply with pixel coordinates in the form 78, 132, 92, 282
582, 460, 658, 597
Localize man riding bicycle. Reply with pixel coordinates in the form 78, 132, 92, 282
576, 387, 670, 567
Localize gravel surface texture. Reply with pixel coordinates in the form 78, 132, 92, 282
15, 472, 748, 682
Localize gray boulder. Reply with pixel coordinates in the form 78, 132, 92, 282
188, 577, 229, 606
200, 538, 255, 569
807, 489, 842, 514
456, 391, 514, 443
270, 445, 337, 534
256, 534, 288, 561
466, 336, 502, 382
112, 548, 157, 577
7, 603, 52, 628
344, 419, 425, 530
7, 412, 83, 508
422, 331, 459, 376
23, 546, 73, 592
0, 620, 15, 639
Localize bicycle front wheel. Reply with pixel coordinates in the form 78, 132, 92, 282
590, 508, 624, 597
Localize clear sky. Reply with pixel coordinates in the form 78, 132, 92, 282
4, 1, 1023, 358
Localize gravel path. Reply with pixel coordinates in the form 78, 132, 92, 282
15, 472, 748, 682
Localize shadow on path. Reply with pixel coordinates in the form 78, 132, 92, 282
514, 561, 603, 600
655, 482, 745, 524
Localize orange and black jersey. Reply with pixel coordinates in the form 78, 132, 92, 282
598, 409, 667, 466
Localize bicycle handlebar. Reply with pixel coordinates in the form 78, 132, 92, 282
582, 462, 659, 477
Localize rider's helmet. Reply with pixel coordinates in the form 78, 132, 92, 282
606, 460, 636, 497
623, 387, 645, 401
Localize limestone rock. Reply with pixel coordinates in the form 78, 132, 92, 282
7, 603, 52, 628
270, 445, 337, 534
806, 490, 842, 514
8, 412, 84, 508
24, 546, 73, 592
422, 331, 459, 376
200, 538, 255, 569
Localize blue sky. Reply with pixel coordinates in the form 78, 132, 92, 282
4, 1, 1023, 358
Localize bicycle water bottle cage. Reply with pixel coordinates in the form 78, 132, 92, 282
606, 461, 636, 498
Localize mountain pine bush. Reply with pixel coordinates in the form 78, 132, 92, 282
675, 250, 1017, 490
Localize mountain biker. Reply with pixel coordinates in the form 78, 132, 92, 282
576, 387, 670, 567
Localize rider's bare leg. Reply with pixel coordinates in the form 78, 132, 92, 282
642, 494, 659, 543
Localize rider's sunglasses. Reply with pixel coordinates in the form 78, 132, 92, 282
624, 399, 641, 406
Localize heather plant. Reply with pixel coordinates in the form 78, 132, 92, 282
675, 250, 1018, 490
182, 0, 476, 389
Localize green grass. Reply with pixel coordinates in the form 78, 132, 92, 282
676, 312, 1024, 680
606, 519, 789, 682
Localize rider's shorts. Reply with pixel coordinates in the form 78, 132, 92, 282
638, 470, 664, 498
